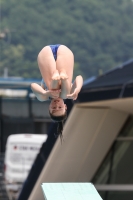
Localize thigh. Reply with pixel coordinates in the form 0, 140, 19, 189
56, 45, 74, 85
37, 46, 56, 89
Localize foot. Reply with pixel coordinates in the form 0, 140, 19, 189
60, 70, 68, 80
52, 70, 60, 80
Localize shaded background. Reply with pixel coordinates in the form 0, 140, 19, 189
1, 0, 133, 80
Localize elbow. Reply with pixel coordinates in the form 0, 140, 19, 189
31, 83, 36, 91
37, 95, 45, 102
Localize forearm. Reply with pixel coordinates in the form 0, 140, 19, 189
67, 75, 83, 100
75, 75, 83, 92
71, 75, 83, 94
31, 83, 49, 101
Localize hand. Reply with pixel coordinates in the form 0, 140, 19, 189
67, 88, 79, 100
47, 89, 61, 99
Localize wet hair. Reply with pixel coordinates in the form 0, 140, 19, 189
49, 111, 67, 142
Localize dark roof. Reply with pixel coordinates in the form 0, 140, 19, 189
83, 59, 133, 90
79, 59, 133, 102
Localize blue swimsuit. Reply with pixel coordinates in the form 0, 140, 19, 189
41, 44, 61, 89
49, 44, 61, 60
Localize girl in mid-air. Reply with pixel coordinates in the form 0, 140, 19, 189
31, 44, 83, 138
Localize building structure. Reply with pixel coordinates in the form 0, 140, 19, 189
17, 59, 133, 200
0, 77, 51, 152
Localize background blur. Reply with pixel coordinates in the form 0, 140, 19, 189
1, 0, 133, 80
0, 0, 133, 200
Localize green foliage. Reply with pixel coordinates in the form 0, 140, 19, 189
1, 0, 133, 79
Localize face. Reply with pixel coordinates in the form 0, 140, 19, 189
49, 98, 67, 116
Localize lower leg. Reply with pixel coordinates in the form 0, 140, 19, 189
56, 45, 74, 85
51, 70, 61, 89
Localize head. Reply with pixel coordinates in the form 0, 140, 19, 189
49, 98, 67, 139
49, 98, 67, 117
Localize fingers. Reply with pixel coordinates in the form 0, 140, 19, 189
67, 93, 77, 100
73, 97, 77, 100
67, 94, 73, 98
49, 89, 61, 98
50, 89, 61, 93
51, 94, 60, 98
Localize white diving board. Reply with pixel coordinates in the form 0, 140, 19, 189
41, 183, 103, 200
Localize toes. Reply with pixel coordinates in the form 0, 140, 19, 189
60, 73, 68, 79
52, 75, 60, 80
